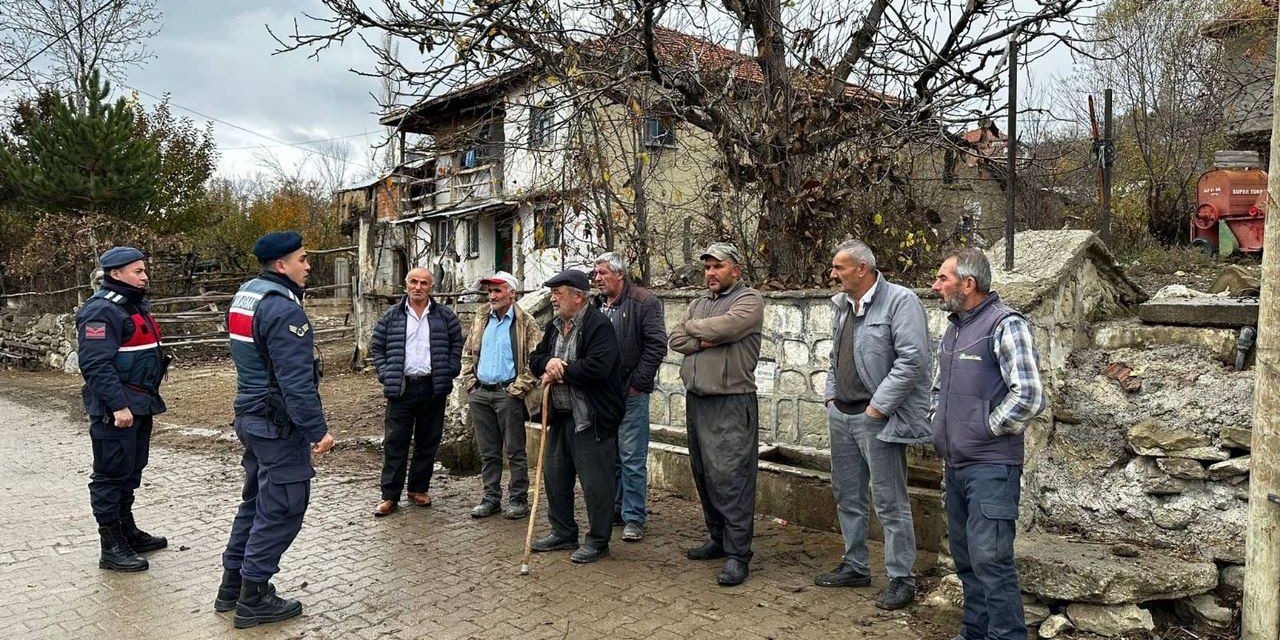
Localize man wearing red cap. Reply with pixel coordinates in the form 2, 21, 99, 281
459, 271, 543, 519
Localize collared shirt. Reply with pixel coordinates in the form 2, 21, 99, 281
930, 313, 1046, 436
477, 305, 517, 385
986, 315, 1046, 436
403, 300, 433, 376
851, 279, 878, 317
550, 305, 592, 431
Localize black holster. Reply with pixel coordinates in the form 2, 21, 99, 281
266, 392, 294, 439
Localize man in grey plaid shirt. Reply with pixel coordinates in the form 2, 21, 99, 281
930, 248, 1045, 640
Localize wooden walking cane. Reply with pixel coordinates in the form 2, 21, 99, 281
520, 383, 554, 575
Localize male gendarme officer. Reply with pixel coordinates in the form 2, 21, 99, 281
76, 246, 171, 572
215, 231, 335, 629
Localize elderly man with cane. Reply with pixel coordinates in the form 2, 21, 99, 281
527, 269, 626, 564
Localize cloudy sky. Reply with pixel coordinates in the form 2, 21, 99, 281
3, 1, 1087, 185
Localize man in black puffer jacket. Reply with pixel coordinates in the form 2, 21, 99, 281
370, 267, 463, 516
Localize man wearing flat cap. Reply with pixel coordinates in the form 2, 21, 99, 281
76, 246, 171, 573
459, 270, 543, 519
216, 230, 335, 629
528, 269, 625, 564
668, 242, 764, 586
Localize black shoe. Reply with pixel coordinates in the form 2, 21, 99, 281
569, 545, 609, 564
503, 501, 530, 520
470, 501, 501, 518
530, 533, 579, 552
875, 577, 917, 610
814, 563, 871, 587
234, 580, 302, 629
98, 522, 148, 572
685, 540, 726, 561
120, 514, 167, 553
717, 558, 749, 586
621, 522, 645, 542
214, 569, 241, 612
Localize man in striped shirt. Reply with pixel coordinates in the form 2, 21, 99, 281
930, 248, 1045, 640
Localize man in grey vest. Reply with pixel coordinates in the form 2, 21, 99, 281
816, 240, 931, 611
668, 242, 763, 587
930, 248, 1045, 640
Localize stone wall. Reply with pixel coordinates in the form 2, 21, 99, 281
0, 312, 78, 372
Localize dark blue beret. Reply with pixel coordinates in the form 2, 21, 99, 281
253, 231, 304, 262
544, 269, 590, 291
99, 246, 146, 270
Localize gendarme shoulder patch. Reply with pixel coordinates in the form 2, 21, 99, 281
84, 322, 107, 339
288, 323, 311, 337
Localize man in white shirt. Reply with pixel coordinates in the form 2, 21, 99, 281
370, 268, 463, 516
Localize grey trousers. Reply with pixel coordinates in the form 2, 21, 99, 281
469, 387, 529, 505
827, 406, 916, 581
686, 392, 758, 563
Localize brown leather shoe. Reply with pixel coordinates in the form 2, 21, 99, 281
373, 500, 398, 517
407, 492, 432, 507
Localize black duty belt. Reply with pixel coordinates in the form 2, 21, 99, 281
406, 374, 433, 384
478, 379, 515, 391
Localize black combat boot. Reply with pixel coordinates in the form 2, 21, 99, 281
234, 579, 303, 629
98, 522, 148, 572
214, 569, 242, 613
120, 514, 168, 553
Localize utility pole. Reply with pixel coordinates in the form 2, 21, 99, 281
1005, 36, 1017, 271
1101, 89, 1114, 247
1242, 8, 1280, 639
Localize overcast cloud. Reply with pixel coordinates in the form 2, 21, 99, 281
2, 1, 1086, 185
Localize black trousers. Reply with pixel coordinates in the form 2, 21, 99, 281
543, 410, 617, 549
380, 380, 447, 500
89, 413, 153, 526
686, 392, 759, 563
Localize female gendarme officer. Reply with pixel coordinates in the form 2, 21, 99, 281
76, 246, 171, 573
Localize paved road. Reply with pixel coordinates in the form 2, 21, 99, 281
0, 393, 938, 639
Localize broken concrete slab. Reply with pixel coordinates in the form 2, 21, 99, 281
1091, 321, 1237, 363
1138, 296, 1258, 328
1065, 603, 1154, 636
1015, 536, 1218, 604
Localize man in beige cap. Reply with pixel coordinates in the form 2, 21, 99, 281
459, 271, 543, 519
668, 242, 764, 587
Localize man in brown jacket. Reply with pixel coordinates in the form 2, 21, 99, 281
459, 271, 543, 519
668, 242, 764, 587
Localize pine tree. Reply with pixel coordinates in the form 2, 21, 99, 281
0, 69, 161, 218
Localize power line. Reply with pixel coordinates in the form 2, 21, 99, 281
123, 83, 378, 171
0, 0, 120, 83
222, 130, 376, 151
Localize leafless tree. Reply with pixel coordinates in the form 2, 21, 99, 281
276, 0, 1095, 282
0, 0, 160, 93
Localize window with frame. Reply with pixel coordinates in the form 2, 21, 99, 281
529, 104, 554, 148
432, 219, 452, 254
642, 115, 676, 148
465, 219, 480, 259
533, 203, 561, 250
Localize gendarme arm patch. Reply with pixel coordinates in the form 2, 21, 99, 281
288, 323, 311, 337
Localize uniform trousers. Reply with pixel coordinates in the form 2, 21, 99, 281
222, 425, 314, 583
89, 413, 154, 526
